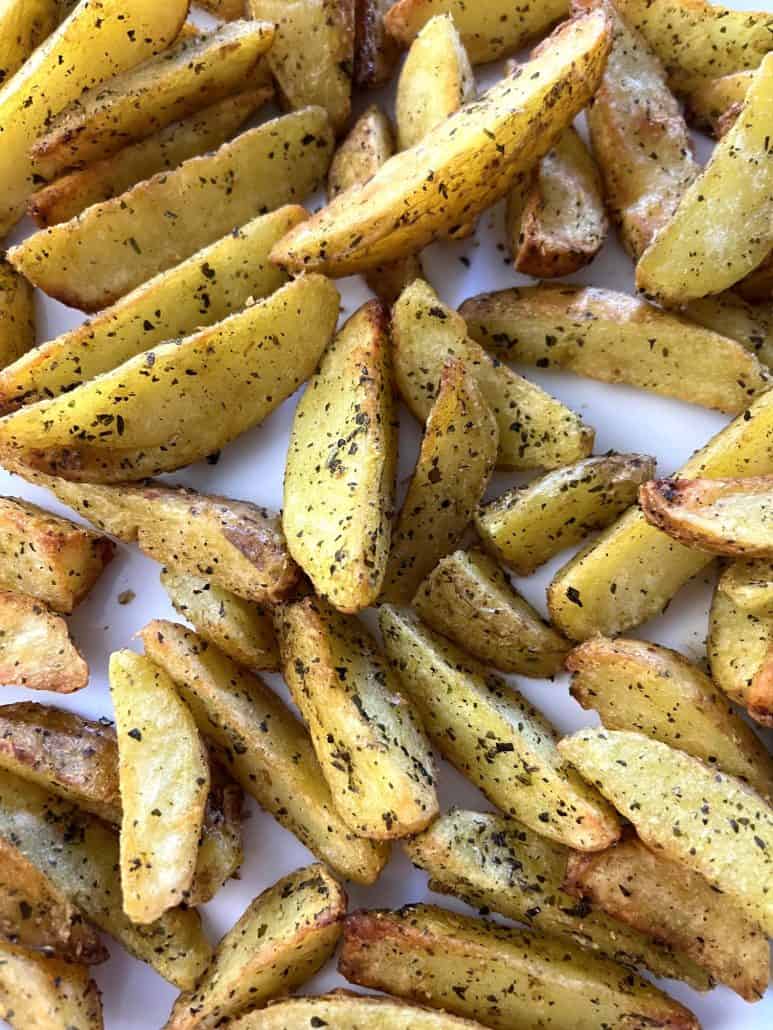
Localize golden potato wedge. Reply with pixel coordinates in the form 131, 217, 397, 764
404, 808, 711, 988
392, 280, 594, 471
719, 557, 773, 614
270, 12, 611, 276
283, 300, 397, 612
0, 205, 304, 413
559, 729, 773, 937
276, 595, 437, 839
340, 905, 699, 1030
564, 833, 770, 1001
708, 576, 773, 726
140, 620, 389, 885
0, 0, 59, 87
637, 55, 773, 305
0, 259, 34, 371
738, 253, 773, 303
381, 359, 497, 604
0, 768, 211, 988
684, 70, 753, 138
412, 550, 570, 677
684, 291, 773, 369
354, 0, 399, 87
196, 0, 245, 19
567, 636, 773, 799
0, 592, 87, 693
188, 760, 243, 906
0, 275, 339, 482
10, 109, 333, 312
165, 864, 346, 1030
0, 943, 102, 1030
379, 606, 620, 850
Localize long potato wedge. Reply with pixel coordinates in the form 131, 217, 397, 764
379, 606, 619, 850
684, 70, 753, 138
354, 0, 399, 87
0, 943, 103, 1030
140, 620, 389, 884
10, 109, 333, 312
0, 592, 88, 693
276, 595, 437, 839
564, 833, 770, 1001
0, 0, 59, 87
684, 291, 773, 369
412, 549, 570, 677
567, 636, 773, 799
283, 300, 397, 612
340, 904, 699, 1030
708, 576, 773, 726
270, 12, 611, 276
381, 359, 497, 604
237, 990, 487, 1029
0, 274, 339, 482
559, 729, 773, 936
637, 55, 773, 305
188, 760, 243, 906
719, 557, 773, 614
165, 864, 346, 1030
392, 280, 594, 471
0, 259, 34, 371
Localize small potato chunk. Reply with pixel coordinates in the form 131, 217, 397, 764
381, 359, 497, 604
559, 729, 773, 937
0, 943, 103, 1030
0, 1, 59, 87
684, 70, 753, 138
719, 558, 773, 614
165, 864, 346, 1030
354, 0, 400, 87
0, 259, 34, 371
412, 550, 570, 677
187, 761, 244, 907
237, 990, 486, 1029
276, 595, 438, 839
564, 833, 770, 1001
684, 291, 773, 369
379, 606, 620, 850
283, 300, 397, 612
0, 592, 87, 693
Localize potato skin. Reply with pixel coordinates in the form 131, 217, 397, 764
0, 942, 103, 1030
0, 591, 88, 693
354, 0, 400, 87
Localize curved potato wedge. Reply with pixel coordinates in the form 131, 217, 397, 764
684, 70, 753, 138
0, 943, 103, 1030
0, 259, 34, 371
684, 292, 773, 369
0, 1, 59, 87
236, 990, 486, 1029
354, 0, 399, 87
719, 558, 773, 614
0, 592, 88, 693
708, 576, 773, 726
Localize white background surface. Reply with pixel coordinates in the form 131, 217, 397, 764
1, 2, 771, 1027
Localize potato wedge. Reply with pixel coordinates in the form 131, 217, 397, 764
412, 550, 569, 677
354, 0, 399, 87
188, 760, 243, 906
0, 943, 102, 1030
165, 864, 346, 1030
141, 620, 389, 885
559, 728, 773, 937
0, 592, 87, 693
0, 274, 339, 482
719, 557, 773, 614
708, 576, 773, 725
283, 300, 397, 612
0, 0, 59, 87
237, 990, 486, 1029
340, 905, 699, 1030
392, 280, 594, 471
0, 259, 34, 371
270, 12, 611, 276
567, 636, 773, 799
684, 291, 773, 369
276, 595, 438, 839
684, 70, 753, 138
564, 833, 770, 1001
404, 808, 711, 988
10, 109, 333, 312
379, 606, 620, 850
461, 284, 769, 414
381, 359, 497, 604
636, 55, 773, 305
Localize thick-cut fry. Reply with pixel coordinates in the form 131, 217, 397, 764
270, 12, 611, 276
0, 592, 88, 693
412, 549, 570, 677
0, 260, 34, 371
165, 864, 346, 1030
0, 275, 339, 482
283, 300, 397, 612
684, 70, 752, 137
340, 905, 699, 1030
0, 0, 59, 87
719, 558, 773, 614
10, 109, 334, 312
354, 0, 399, 86
237, 991, 486, 1029
379, 606, 620, 850
276, 595, 438, 839
684, 292, 773, 369
0, 943, 103, 1030
708, 576, 773, 726
188, 761, 243, 906
381, 360, 497, 604
559, 729, 773, 937
141, 620, 389, 885
564, 833, 770, 1001
392, 280, 594, 471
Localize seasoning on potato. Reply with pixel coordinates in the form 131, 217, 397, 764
0, 591, 88, 693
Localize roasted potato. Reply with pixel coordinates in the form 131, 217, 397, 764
0, 592, 88, 693
188, 760, 244, 906
0, 259, 34, 371
0, 0, 60, 87
381, 360, 497, 604
719, 557, 773, 614
708, 576, 773, 726
283, 300, 397, 612
165, 864, 346, 1030
379, 606, 620, 850
0, 943, 103, 1030
269, 12, 611, 276
684, 70, 752, 137
684, 291, 773, 369
276, 595, 438, 839
354, 0, 399, 87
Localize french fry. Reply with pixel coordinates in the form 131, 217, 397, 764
684, 70, 753, 137
684, 292, 773, 369
0, 260, 34, 371
0, 943, 103, 1030
354, 0, 399, 87
0, 592, 88, 693
237, 991, 487, 1029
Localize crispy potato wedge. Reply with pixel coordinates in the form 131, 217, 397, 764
567, 636, 773, 799
0, 259, 34, 371
637, 55, 773, 305
379, 606, 620, 850
738, 253, 773, 303
0, 0, 59, 87
708, 576, 773, 725
354, 0, 399, 87
719, 558, 773, 614
0, 275, 339, 482
141, 620, 389, 884
165, 864, 346, 1030
404, 808, 711, 988
276, 595, 438, 839
196, 0, 245, 19
340, 904, 699, 1030
413, 549, 569, 677
270, 12, 611, 276
0, 943, 102, 1030
381, 360, 497, 604
559, 729, 773, 937
684, 70, 752, 138
565, 833, 770, 1001
188, 760, 243, 906
684, 292, 773, 369
237, 990, 486, 1029
0, 592, 87, 693
392, 280, 594, 471
283, 300, 397, 612
10, 109, 333, 312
